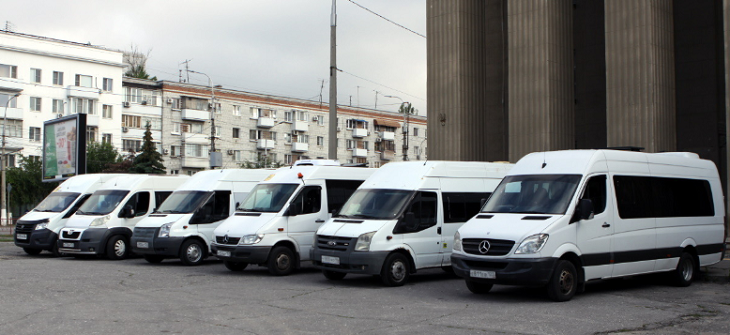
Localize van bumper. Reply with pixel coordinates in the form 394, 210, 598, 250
310, 247, 390, 275
15, 229, 58, 251
57, 228, 111, 255
451, 253, 557, 286
211, 244, 271, 265
131, 235, 185, 257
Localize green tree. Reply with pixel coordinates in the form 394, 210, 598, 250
124, 45, 158, 80
398, 102, 417, 115
6, 156, 59, 216
86, 140, 122, 174
130, 122, 166, 174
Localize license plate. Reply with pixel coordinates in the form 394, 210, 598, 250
16, 233, 27, 240
217, 250, 231, 257
62, 242, 74, 248
321, 255, 340, 265
137, 242, 149, 249
470, 270, 496, 279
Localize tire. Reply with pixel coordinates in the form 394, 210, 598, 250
672, 252, 696, 287
322, 270, 347, 280
51, 244, 66, 257
106, 235, 129, 260
144, 255, 165, 264
179, 239, 206, 266
22, 247, 42, 256
267, 246, 295, 276
546, 260, 578, 302
465, 280, 493, 294
224, 261, 248, 271
380, 252, 410, 287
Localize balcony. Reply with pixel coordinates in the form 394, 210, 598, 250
352, 128, 368, 138
380, 150, 395, 161
291, 142, 308, 152
257, 139, 275, 150
182, 157, 209, 169
257, 117, 275, 128
181, 108, 210, 121
66, 85, 100, 99
352, 148, 368, 157
292, 119, 308, 132
3, 107, 23, 120
183, 132, 208, 144
380, 131, 395, 141
86, 114, 100, 127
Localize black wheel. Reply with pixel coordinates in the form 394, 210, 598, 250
380, 252, 410, 286
465, 280, 493, 294
144, 255, 165, 264
267, 246, 295, 276
179, 239, 206, 266
23, 247, 42, 256
546, 260, 578, 302
322, 270, 347, 280
224, 261, 248, 271
51, 243, 66, 257
106, 235, 129, 260
672, 252, 696, 287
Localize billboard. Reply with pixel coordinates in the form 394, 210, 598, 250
42, 114, 87, 182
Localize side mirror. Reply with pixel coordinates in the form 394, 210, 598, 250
330, 208, 339, 217
578, 199, 594, 221
121, 205, 135, 218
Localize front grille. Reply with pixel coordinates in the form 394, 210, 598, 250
463, 238, 515, 256
316, 235, 355, 251
134, 227, 157, 239
62, 231, 81, 239
215, 236, 241, 245
15, 223, 35, 233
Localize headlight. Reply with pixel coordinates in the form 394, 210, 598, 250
240, 234, 264, 245
354, 231, 376, 252
35, 222, 49, 230
515, 234, 549, 254
158, 223, 173, 238
453, 231, 462, 252
89, 215, 110, 227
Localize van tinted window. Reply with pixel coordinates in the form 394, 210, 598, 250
443, 192, 491, 223
583, 175, 607, 215
613, 176, 714, 219
155, 191, 172, 208
394, 191, 437, 234
325, 180, 365, 213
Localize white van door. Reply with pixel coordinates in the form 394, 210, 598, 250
119, 191, 152, 228
610, 175, 657, 277
396, 191, 441, 269
193, 191, 232, 245
439, 192, 492, 266
575, 174, 614, 280
286, 185, 327, 261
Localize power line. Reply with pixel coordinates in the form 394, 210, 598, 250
346, 0, 426, 38
338, 68, 424, 102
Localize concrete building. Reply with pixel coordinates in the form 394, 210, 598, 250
121, 79, 427, 175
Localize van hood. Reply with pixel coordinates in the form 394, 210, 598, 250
317, 218, 393, 238
458, 214, 561, 242
136, 214, 188, 228
18, 211, 60, 223
214, 213, 278, 237
65, 215, 105, 229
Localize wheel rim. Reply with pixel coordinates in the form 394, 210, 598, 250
390, 259, 407, 282
681, 258, 694, 281
186, 244, 202, 262
276, 253, 290, 270
558, 269, 574, 295
114, 239, 126, 257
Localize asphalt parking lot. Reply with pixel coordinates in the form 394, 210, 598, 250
1, 242, 729, 335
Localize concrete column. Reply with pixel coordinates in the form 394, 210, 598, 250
724, 0, 730, 238
507, 0, 574, 162
605, 0, 676, 152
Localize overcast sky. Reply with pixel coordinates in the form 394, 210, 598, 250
5, 0, 427, 114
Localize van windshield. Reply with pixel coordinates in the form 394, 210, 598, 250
77, 190, 130, 215
482, 175, 581, 215
337, 189, 414, 220
156, 191, 213, 214
34, 192, 81, 213
237, 184, 298, 213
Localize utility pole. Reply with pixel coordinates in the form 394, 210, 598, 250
187, 70, 220, 169
383, 95, 409, 161
1, 92, 20, 225
328, 0, 338, 160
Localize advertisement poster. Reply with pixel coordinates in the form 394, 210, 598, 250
43, 114, 86, 182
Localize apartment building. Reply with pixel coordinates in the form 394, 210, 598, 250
0, 30, 125, 165
121, 79, 427, 175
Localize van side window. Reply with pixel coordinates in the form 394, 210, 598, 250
614, 176, 714, 219
582, 175, 607, 215
155, 191, 172, 208
395, 191, 438, 234
195, 191, 231, 224
442, 192, 491, 223
290, 186, 322, 215
122, 192, 150, 217
325, 180, 364, 214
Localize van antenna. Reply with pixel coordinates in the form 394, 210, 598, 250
541, 152, 547, 169
423, 160, 428, 166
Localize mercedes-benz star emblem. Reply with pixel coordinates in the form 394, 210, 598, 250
222, 234, 229, 244
327, 241, 337, 247
478, 240, 491, 255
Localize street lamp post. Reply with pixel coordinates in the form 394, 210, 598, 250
2, 92, 20, 225
383, 95, 410, 161
187, 70, 220, 169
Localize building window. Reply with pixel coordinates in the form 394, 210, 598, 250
317, 115, 325, 126
86, 126, 98, 142
171, 145, 181, 157
170, 98, 181, 110
284, 133, 292, 144
75, 74, 93, 88
142, 117, 162, 130
233, 150, 242, 161
317, 136, 324, 146
185, 144, 204, 157
251, 107, 275, 119
102, 105, 113, 119
30, 68, 41, 83
232, 128, 240, 139
0, 93, 18, 108
0, 120, 22, 137
346, 119, 368, 129
102, 133, 112, 144
52, 99, 64, 115
53, 71, 64, 85
102, 78, 113, 92
233, 105, 241, 116
123, 139, 142, 152
413, 127, 419, 136
29, 127, 41, 142
284, 111, 293, 122
122, 115, 142, 128
296, 110, 308, 121
0, 64, 18, 79
214, 126, 222, 137
250, 130, 276, 140
73, 97, 95, 115
30, 97, 42, 112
